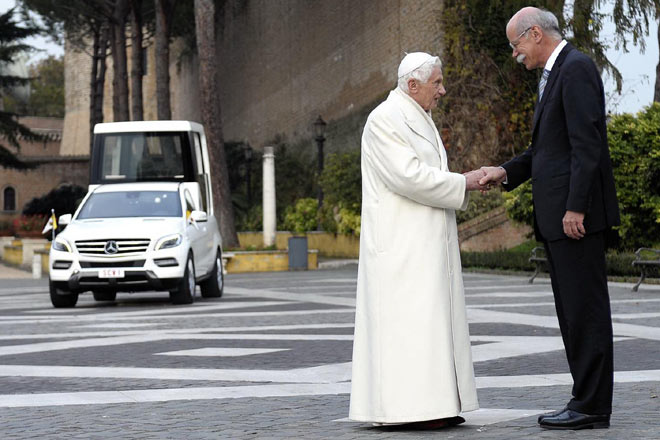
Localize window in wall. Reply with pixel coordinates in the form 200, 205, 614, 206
3, 187, 16, 212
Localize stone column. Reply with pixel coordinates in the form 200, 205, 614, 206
262, 146, 276, 247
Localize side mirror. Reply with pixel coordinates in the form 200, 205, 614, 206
189, 210, 208, 223
58, 214, 72, 225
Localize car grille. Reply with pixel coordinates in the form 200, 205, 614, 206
75, 239, 151, 256
80, 260, 146, 268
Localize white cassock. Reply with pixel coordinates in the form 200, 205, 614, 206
349, 88, 479, 423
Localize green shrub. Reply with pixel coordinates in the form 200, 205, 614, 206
235, 205, 262, 231
608, 103, 660, 250
461, 249, 535, 271
319, 150, 361, 212
275, 143, 316, 225
503, 180, 534, 227
22, 184, 87, 217
318, 204, 338, 234
318, 150, 362, 234
336, 205, 361, 235
456, 189, 505, 224
605, 252, 638, 277
460, 246, 645, 278
501, 103, 660, 250
508, 239, 542, 253
282, 198, 318, 233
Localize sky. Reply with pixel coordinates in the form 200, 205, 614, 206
0, 0, 656, 115
0, 0, 63, 62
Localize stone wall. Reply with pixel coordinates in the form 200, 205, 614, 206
61, 39, 92, 156
458, 206, 533, 252
62, 0, 444, 155
217, 0, 444, 152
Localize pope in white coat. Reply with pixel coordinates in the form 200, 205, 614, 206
349, 53, 483, 426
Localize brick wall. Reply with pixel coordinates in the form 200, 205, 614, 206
0, 157, 89, 222
1, 116, 89, 223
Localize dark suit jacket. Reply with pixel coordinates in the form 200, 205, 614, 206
502, 43, 620, 242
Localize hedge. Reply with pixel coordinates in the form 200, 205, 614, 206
460, 249, 646, 278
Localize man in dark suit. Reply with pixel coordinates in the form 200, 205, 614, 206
479, 6, 620, 430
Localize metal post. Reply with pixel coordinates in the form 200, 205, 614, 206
316, 136, 324, 209
312, 115, 327, 231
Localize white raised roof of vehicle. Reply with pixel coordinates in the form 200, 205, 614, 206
94, 120, 203, 134
92, 182, 181, 193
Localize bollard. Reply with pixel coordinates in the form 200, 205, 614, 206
263, 146, 276, 247
32, 254, 42, 279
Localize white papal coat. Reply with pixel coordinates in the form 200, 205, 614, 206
349, 88, 479, 423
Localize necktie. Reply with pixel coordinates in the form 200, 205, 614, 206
538, 69, 550, 101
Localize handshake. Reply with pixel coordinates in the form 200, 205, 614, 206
463, 166, 508, 192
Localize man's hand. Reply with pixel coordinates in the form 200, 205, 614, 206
479, 166, 507, 188
563, 210, 586, 240
464, 169, 487, 191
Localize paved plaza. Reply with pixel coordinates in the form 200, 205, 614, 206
0, 263, 658, 439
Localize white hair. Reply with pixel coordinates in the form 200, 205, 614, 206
515, 8, 562, 40
397, 57, 443, 93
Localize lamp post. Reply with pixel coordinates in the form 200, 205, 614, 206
243, 144, 253, 206
313, 116, 327, 228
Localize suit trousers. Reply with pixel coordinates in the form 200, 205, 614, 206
543, 231, 613, 415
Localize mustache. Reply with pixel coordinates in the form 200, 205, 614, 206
516, 54, 526, 64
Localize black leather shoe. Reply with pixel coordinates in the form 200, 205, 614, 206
539, 409, 610, 430
537, 407, 567, 424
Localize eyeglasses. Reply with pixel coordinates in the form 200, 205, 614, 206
509, 27, 533, 50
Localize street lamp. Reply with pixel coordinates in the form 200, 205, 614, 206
313, 115, 327, 218
243, 144, 253, 206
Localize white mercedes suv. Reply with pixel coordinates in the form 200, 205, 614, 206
48, 182, 224, 307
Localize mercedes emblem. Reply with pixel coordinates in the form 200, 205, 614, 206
104, 240, 119, 254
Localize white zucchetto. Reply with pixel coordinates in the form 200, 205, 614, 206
397, 52, 434, 78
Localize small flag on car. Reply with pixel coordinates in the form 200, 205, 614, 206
42, 209, 57, 237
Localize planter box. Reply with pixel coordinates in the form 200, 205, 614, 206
225, 249, 318, 273
2, 238, 50, 269
3, 243, 23, 267
237, 231, 359, 258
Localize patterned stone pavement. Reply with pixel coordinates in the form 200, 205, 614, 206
0, 265, 658, 439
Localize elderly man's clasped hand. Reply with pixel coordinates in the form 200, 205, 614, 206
463, 166, 507, 193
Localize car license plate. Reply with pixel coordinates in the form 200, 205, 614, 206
98, 269, 125, 278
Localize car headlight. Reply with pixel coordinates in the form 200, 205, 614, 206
156, 233, 183, 250
52, 237, 72, 253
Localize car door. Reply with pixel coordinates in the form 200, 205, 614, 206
183, 187, 207, 276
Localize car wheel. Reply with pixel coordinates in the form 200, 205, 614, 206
170, 253, 195, 305
200, 250, 224, 298
49, 280, 78, 308
93, 290, 117, 301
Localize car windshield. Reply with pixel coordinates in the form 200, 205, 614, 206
96, 132, 190, 182
77, 191, 182, 219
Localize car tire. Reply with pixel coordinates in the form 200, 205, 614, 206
170, 253, 195, 305
49, 280, 78, 308
93, 291, 117, 301
200, 250, 224, 298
